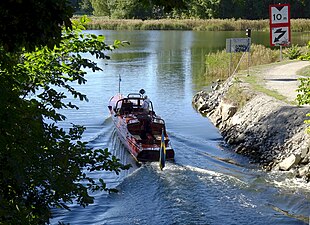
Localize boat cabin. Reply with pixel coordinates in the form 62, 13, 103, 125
111, 93, 169, 144
113, 93, 154, 116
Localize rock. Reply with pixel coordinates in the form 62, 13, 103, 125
211, 83, 220, 90
300, 146, 310, 164
219, 102, 237, 121
301, 146, 309, 158
278, 154, 302, 171
198, 102, 208, 112
297, 165, 310, 177
301, 155, 309, 164
192, 71, 310, 181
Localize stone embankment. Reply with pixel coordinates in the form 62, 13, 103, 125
192, 61, 310, 182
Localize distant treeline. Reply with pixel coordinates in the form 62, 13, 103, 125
69, 0, 310, 20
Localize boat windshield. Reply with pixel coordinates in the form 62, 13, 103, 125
115, 97, 154, 115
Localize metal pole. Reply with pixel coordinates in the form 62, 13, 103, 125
247, 51, 250, 76
280, 45, 283, 61
230, 52, 232, 76
247, 39, 250, 76
118, 74, 121, 93
229, 39, 232, 76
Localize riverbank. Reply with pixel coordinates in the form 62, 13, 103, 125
78, 16, 310, 32
192, 60, 310, 182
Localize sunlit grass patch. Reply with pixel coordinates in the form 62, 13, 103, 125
226, 83, 253, 109
238, 65, 292, 104
297, 65, 310, 77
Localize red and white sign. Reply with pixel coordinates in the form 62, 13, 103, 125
269, 4, 291, 46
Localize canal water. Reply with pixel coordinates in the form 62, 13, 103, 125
52, 30, 310, 224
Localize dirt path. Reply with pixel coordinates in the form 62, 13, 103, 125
263, 60, 310, 103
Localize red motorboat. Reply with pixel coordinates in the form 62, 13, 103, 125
108, 90, 174, 163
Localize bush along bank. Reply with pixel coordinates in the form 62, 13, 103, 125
192, 73, 310, 182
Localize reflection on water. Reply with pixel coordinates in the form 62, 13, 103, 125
52, 30, 310, 225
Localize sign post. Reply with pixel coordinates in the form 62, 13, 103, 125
226, 38, 251, 76
269, 4, 291, 60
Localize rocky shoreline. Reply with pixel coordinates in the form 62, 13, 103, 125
192, 75, 310, 182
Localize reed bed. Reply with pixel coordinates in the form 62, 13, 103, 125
205, 44, 279, 80
291, 19, 310, 32
81, 16, 310, 32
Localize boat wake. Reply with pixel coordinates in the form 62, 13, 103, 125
266, 171, 310, 192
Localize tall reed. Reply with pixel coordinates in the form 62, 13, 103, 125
80, 17, 310, 32
205, 44, 279, 80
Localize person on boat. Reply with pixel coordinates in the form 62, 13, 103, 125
140, 95, 153, 141
141, 95, 151, 114
122, 98, 133, 114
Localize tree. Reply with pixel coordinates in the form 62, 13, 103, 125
0, 0, 73, 52
0, 14, 130, 224
110, 0, 153, 19
80, 0, 94, 15
90, 0, 111, 16
86, 0, 310, 19
88, 0, 187, 19
184, 0, 220, 19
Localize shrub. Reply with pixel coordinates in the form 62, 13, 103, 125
284, 44, 302, 59
298, 41, 310, 61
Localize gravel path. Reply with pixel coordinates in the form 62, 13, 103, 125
263, 60, 310, 102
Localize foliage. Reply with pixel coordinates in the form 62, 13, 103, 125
298, 41, 310, 61
297, 77, 310, 106
226, 83, 252, 109
182, 0, 220, 19
73, 0, 310, 20
205, 44, 279, 80
205, 49, 231, 79
79, 0, 93, 15
248, 44, 279, 65
90, 0, 110, 16
110, 0, 153, 19
89, 0, 165, 19
284, 44, 302, 60
297, 78, 310, 133
0, 0, 73, 52
304, 116, 310, 134
297, 41, 310, 132
0, 16, 130, 224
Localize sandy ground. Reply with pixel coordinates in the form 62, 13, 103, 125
263, 60, 310, 103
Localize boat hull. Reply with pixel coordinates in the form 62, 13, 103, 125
112, 115, 174, 162
108, 92, 175, 163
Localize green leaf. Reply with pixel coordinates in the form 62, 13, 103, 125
0, 14, 130, 224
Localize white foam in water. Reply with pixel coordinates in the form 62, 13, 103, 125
184, 165, 248, 187
267, 171, 310, 192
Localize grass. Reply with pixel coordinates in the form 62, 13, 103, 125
204, 44, 279, 81
77, 16, 310, 32
225, 82, 253, 109
204, 44, 283, 108
229, 62, 295, 106
242, 70, 288, 102
297, 65, 310, 77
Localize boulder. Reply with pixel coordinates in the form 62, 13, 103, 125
297, 165, 310, 178
300, 147, 310, 164
301, 147, 309, 158
219, 101, 237, 122
278, 154, 302, 171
